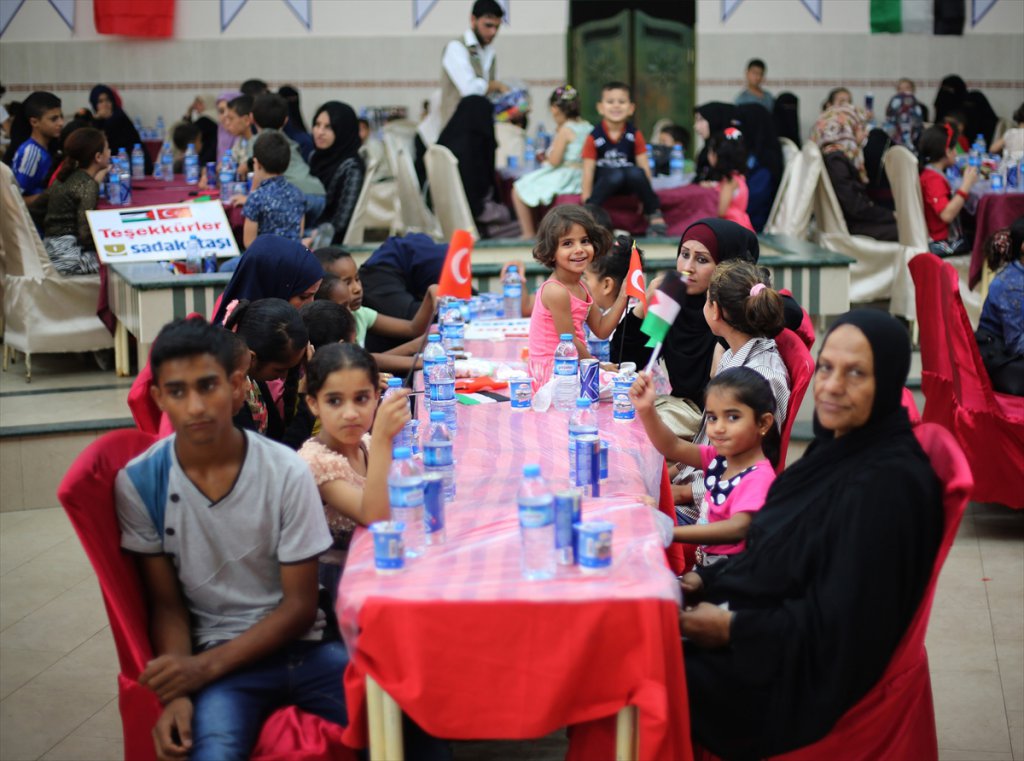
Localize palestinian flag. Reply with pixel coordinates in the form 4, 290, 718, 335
640, 272, 686, 348
870, 0, 965, 34
119, 209, 156, 223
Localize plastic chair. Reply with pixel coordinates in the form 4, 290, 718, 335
423, 144, 480, 241
764, 423, 973, 761
765, 140, 821, 238
0, 162, 113, 381
808, 141, 916, 319
909, 253, 1024, 508
57, 430, 356, 760
341, 154, 395, 246
773, 328, 815, 473
779, 137, 799, 169
384, 133, 442, 239
883, 145, 982, 326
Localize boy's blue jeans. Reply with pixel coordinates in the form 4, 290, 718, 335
190, 639, 348, 761
587, 165, 662, 215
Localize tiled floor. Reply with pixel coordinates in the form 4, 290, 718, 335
0, 503, 1020, 760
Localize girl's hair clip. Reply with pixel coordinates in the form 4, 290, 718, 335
557, 85, 578, 102
749, 282, 767, 297
724, 127, 742, 140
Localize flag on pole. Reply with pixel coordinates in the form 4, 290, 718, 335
624, 241, 647, 308
437, 229, 474, 299
639, 272, 686, 347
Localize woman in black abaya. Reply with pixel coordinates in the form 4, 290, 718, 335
89, 85, 153, 175
680, 309, 944, 759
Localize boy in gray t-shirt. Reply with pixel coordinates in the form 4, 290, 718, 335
115, 318, 346, 760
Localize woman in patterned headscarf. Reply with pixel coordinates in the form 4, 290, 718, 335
812, 105, 897, 241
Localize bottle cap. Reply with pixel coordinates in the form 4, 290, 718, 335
430, 410, 445, 421
508, 265, 518, 272
427, 334, 440, 342
134, 143, 141, 149
559, 333, 573, 341
387, 377, 402, 387
576, 397, 591, 408
523, 464, 541, 477
393, 447, 411, 459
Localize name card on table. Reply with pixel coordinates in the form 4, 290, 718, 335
86, 202, 240, 264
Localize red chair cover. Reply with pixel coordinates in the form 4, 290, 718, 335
777, 289, 816, 350
763, 423, 972, 761
57, 430, 355, 760
902, 387, 921, 424
909, 253, 1024, 508
773, 328, 815, 474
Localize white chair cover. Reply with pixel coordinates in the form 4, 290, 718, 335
424, 144, 480, 241
765, 140, 820, 238
494, 121, 525, 171
779, 137, 800, 169
884, 144, 982, 326
384, 133, 442, 239
808, 142, 915, 317
0, 163, 113, 359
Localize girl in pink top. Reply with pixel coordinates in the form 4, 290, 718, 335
704, 128, 754, 232
527, 205, 631, 384
631, 365, 778, 567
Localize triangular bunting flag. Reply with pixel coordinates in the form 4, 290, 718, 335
437, 230, 474, 300
972, 0, 999, 26
221, 0, 247, 31
800, 0, 822, 21
413, 0, 438, 27
1, 0, 26, 36
722, 0, 743, 21
283, 0, 311, 29
48, 0, 74, 30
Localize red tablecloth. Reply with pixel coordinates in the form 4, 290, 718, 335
98, 179, 245, 244
969, 193, 1024, 289
556, 184, 719, 237
337, 352, 690, 759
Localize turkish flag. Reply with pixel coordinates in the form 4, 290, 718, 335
437, 229, 473, 299
625, 241, 647, 308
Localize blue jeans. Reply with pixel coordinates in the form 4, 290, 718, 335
587, 165, 662, 215
190, 640, 349, 761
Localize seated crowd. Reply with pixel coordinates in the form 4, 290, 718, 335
1, 5, 1019, 755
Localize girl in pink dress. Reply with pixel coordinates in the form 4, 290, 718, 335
298, 343, 411, 597
704, 128, 754, 232
527, 205, 631, 385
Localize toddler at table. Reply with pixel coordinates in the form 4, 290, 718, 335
581, 82, 668, 236
527, 205, 630, 385
918, 123, 977, 256
511, 85, 592, 238
632, 366, 778, 567
298, 343, 410, 597
239, 131, 306, 246
702, 128, 753, 232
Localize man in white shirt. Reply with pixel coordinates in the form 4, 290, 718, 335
440, 0, 508, 127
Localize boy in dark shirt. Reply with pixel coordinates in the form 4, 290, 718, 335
239, 130, 306, 246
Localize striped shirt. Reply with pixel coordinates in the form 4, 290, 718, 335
12, 138, 52, 196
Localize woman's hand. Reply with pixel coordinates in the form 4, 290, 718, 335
680, 602, 732, 648
374, 388, 411, 441
679, 571, 704, 597
629, 371, 657, 413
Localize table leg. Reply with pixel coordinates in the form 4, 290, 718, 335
614, 705, 638, 761
114, 321, 130, 377
366, 674, 404, 761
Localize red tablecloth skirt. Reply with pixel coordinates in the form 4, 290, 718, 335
969, 193, 1024, 288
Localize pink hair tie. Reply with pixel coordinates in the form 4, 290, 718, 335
223, 299, 240, 328
749, 283, 767, 297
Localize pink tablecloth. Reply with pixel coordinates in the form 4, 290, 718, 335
337, 394, 688, 759
969, 193, 1024, 289
556, 183, 719, 237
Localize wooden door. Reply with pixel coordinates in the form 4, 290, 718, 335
633, 10, 694, 138
569, 9, 632, 128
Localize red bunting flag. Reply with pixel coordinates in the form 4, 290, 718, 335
625, 241, 647, 308
437, 229, 474, 299
94, 0, 175, 37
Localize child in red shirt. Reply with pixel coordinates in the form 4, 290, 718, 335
918, 123, 978, 256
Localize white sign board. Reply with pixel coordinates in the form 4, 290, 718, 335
86, 202, 241, 264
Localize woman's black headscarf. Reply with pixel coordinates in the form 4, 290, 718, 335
437, 95, 497, 219
89, 84, 152, 174
663, 219, 760, 400
934, 75, 968, 124
933, 75, 999, 144
773, 92, 801, 147
278, 85, 308, 133
733, 103, 784, 186
308, 101, 361, 188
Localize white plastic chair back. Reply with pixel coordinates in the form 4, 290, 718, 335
1, 162, 50, 280
342, 155, 387, 246
384, 133, 442, 239
765, 140, 820, 237
424, 144, 480, 241
779, 137, 800, 169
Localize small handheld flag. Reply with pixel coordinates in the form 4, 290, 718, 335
625, 241, 647, 308
639, 271, 686, 348
437, 229, 474, 299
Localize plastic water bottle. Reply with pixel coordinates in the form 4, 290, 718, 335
670, 145, 685, 181
536, 124, 551, 155
422, 334, 446, 413
383, 378, 413, 451
185, 236, 202, 274
523, 137, 537, 171
131, 143, 145, 179
422, 409, 455, 501
517, 464, 555, 581
584, 323, 610, 363
155, 115, 165, 141
975, 134, 987, 155
107, 171, 122, 205
568, 397, 598, 485
440, 301, 465, 353
553, 333, 579, 413
218, 154, 235, 192
117, 147, 129, 167
184, 143, 199, 185
431, 352, 458, 435
865, 93, 876, 128
647, 143, 655, 174
160, 142, 174, 182
388, 447, 425, 558
118, 164, 132, 205
503, 265, 522, 319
